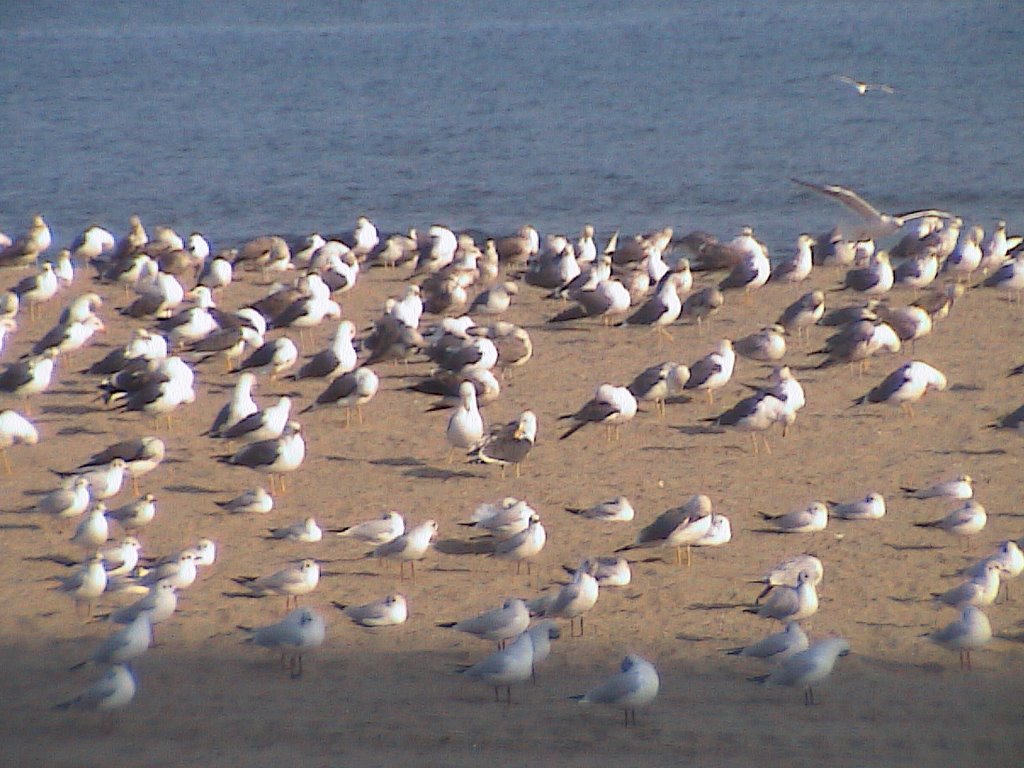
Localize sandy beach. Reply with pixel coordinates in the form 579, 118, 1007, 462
1, 241, 1023, 768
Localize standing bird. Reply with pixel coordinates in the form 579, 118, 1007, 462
445, 381, 485, 462
458, 629, 535, 703
683, 339, 735, 405
0, 408, 39, 472
621, 271, 688, 339
569, 654, 660, 727
913, 500, 987, 540
924, 605, 991, 670
771, 234, 816, 283
559, 384, 637, 441
748, 637, 850, 705
218, 421, 306, 493
302, 367, 380, 426
853, 360, 946, 416
242, 606, 326, 678
53, 664, 136, 731
369, 519, 438, 581
470, 410, 537, 478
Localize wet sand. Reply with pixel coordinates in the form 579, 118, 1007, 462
2, 249, 1023, 768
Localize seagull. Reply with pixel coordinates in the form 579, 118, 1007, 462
748, 554, 824, 604
207, 372, 259, 438
266, 517, 322, 543
791, 177, 954, 238
231, 559, 320, 609
241, 606, 326, 678
333, 593, 408, 627
65, 457, 128, 502
683, 339, 735, 405
290, 319, 358, 381
107, 494, 157, 532
216, 486, 274, 514
704, 390, 793, 454
616, 494, 713, 566
68, 436, 166, 492
438, 598, 531, 646
538, 562, 599, 636
770, 234, 816, 283
776, 290, 825, 340
853, 360, 946, 416
565, 495, 635, 522
217, 421, 305, 493
11, 262, 59, 318
749, 637, 850, 705
758, 502, 828, 533
332, 510, 405, 546
548, 278, 632, 325
627, 362, 689, 417
459, 497, 535, 539
369, 519, 437, 580
53, 664, 136, 730
53, 553, 107, 617
621, 271, 688, 339
235, 336, 298, 379
827, 492, 886, 520
458, 628, 535, 703
833, 74, 895, 94
492, 515, 546, 575
445, 381, 485, 461
913, 500, 987, 539
107, 579, 178, 629
559, 383, 637, 441
0, 214, 51, 269
70, 612, 151, 670
569, 654, 660, 727
718, 236, 771, 295
932, 561, 1003, 609
841, 251, 894, 294
734, 325, 787, 362
962, 541, 1024, 601
220, 396, 292, 443
37, 477, 92, 525
301, 367, 380, 426
566, 557, 632, 588
0, 348, 59, 410
902, 474, 973, 500
744, 569, 819, 622
724, 622, 809, 661
0, 408, 39, 472
470, 410, 537, 478
924, 605, 991, 670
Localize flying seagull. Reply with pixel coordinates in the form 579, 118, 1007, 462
791, 178, 955, 237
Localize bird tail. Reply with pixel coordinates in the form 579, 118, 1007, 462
436, 621, 457, 629
559, 422, 585, 440
723, 647, 744, 656
913, 520, 938, 528
747, 673, 770, 685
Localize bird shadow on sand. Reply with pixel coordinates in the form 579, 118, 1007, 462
886, 543, 942, 551
0, 522, 41, 531
434, 538, 495, 556
369, 456, 424, 468
673, 425, 725, 436
675, 632, 714, 643
928, 447, 1006, 457
404, 466, 480, 481
41, 404, 100, 416
689, 601, 745, 611
163, 484, 220, 495
55, 425, 107, 437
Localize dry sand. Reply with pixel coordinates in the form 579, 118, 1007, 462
1, 247, 1023, 768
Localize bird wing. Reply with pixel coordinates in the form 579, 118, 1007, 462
791, 178, 884, 221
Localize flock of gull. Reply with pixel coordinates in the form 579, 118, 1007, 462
1, 178, 1022, 731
